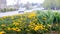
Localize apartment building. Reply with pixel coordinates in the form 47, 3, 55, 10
0, 0, 6, 9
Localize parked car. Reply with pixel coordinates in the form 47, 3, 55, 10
18, 7, 26, 13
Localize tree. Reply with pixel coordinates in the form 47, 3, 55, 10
43, 0, 60, 10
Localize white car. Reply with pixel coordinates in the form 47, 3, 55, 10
18, 7, 26, 13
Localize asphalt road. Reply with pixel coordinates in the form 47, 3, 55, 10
0, 11, 19, 17
0, 10, 32, 17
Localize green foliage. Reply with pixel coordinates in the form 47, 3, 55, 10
0, 10, 60, 34
1, 8, 16, 12
43, 0, 60, 9
36, 10, 54, 24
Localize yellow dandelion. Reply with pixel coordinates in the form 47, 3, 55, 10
12, 28, 16, 31
34, 26, 39, 31
1, 24, 6, 27
13, 22, 19, 26
15, 28, 21, 32
12, 27, 21, 32
7, 27, 11, 30
0, 31, 6, 34
28, 13, 36, 18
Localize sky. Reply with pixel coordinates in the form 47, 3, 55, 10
7, 0, 44, 5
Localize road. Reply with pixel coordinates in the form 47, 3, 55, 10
0, 11, 19, 17
0, 8, 44, 17
0, 10, 33, 17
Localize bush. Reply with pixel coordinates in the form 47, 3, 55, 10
0, 10, 59, 34
1, 8, 16, 12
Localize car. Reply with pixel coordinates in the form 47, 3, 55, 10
18, 7, 26, 13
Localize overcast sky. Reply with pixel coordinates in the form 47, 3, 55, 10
7, 0, 44, 5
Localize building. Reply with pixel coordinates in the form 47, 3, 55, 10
0, 0, 6, 9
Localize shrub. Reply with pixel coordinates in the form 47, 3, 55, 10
0, 10, 59, 34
